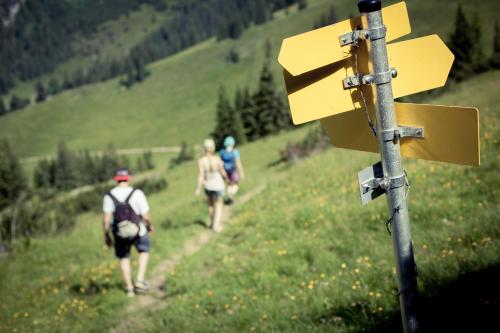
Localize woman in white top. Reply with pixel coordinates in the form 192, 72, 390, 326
195, 139, 228, 232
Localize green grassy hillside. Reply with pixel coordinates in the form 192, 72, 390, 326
0, 69, 498, 333
1, 0, 499, 158
137, 71, 500, 333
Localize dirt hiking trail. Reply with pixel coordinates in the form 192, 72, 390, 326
110, 183, 266, 333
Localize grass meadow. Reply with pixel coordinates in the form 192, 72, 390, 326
0, 70, 498, 332
0, 0, 499, 332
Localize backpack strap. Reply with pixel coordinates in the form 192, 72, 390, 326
107, 188, 136, 205
125, 188, 136, 204
107, 192, 120, 205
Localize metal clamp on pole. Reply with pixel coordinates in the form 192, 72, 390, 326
358, 162, 407, 204
380, 126, 425, 143
339, 26, 387, 47
343, 68, 397, 89
386, 173, 406, 190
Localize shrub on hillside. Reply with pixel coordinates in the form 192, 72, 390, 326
170, 142, 195, 169
133, 176, 168, 194
0, 175, 168, 251
279, 126, 330, 165
9, 95, 30, 111
34, 144, 156, 191
0, 196, 77, 247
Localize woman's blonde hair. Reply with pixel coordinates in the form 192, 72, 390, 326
203, 138, 216, 152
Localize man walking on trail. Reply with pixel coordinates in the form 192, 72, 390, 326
102, 168, 154, 297
220, 136, 245, 205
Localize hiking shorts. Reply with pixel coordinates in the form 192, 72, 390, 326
112, 227, 151, 259
204, 188, 224, 199
226, 169, 240, 184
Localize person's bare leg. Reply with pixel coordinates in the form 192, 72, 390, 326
136, 252, 149, 283
212, 197, 224, 232
227, 184, 239, 200
227, 184, 235, 198
207, 197, 214, 228
120, 258, 134, 291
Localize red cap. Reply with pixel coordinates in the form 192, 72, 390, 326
113, 168, 131, 181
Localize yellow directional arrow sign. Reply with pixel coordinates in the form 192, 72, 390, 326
320, 103, 480, 166
284, 34, 454, 125
278, 1, 411, 76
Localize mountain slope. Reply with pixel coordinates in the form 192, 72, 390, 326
0, 0, 499, 157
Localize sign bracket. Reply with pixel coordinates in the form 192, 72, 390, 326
343, 68, 398, 89
358, 162, 407, 205
339, 26, 387, 47
380, 126, 424, 143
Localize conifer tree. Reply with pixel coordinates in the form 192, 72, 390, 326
48, 78, 61, 96
240, 87, 260, 141
231, 106, 247, 145
0, 99, 7, 116
99, 144, 120, 182
136, 156, 145, 172
134, 57, 149, 82
448, 5, 484, 81
213, 85, 246, 148
142, 150, 155, 170
491, 22, 500, 69
265, 39, 272, 60
33, 159, 53, 189
470, 15, 486, 72
213, 85, 234, 148
10, 95, 30, 111
0, 140, 27, 210
298, 0, 308, 11
35, 81, 47, 103
54, 141, 78, 191
80, 150, 97, 185
253, 63, 289, 137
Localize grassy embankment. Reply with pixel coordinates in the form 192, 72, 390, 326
0, 0, 498, 332
1, 0, 499, 158
132, 70, 500, 333
0, 69, 498, 332
0, 123, 310, 332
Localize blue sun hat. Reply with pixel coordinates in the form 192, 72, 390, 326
224, 136, 236, 148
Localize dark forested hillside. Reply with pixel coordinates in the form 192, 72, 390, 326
0, 0, 167, 95
129, 0, 300, 70
0, 0, 301, 98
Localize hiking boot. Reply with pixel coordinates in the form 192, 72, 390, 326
134, 280, 150, 293
126, 288, 135, 298
224, 198, 234, 206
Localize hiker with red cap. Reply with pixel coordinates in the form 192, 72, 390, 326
102, 168, 153, 297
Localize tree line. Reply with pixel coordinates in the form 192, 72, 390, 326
33, 143, 155, 192
0, 139, 166, 252
448, 5, 500, 82
0, 0, 167, 96
212, 57, 292, 149
0, 0, 305, 116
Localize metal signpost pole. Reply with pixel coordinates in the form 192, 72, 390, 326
357, 1, 419, 332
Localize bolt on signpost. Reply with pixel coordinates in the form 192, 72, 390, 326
278, 1, 480, 332
358, 1, 418, 332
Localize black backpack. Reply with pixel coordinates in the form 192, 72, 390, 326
107, 188, 140, 238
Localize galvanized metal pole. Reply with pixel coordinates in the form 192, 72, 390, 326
357, 1, 419, 332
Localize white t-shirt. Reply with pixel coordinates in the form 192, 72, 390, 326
103, 186, 150, 236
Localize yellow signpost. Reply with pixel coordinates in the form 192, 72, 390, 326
321, 103, 480, 166
278, 1, 481, 332
283, 35, 454, 125
278, 1, 411, 76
